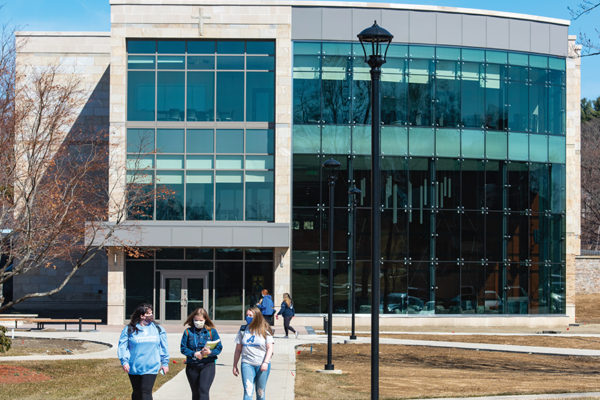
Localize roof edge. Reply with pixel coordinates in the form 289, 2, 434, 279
15, 31, 110, 37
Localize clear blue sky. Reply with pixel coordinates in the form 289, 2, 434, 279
3, 0, 599, 99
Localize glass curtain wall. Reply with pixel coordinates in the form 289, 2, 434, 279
292, 41, 566, 315
126, 40, 275, 221
124, 248, 273, 320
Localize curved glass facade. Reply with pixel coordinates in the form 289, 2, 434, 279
292, 42, 566, 315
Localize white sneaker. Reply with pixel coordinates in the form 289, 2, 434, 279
294, 331, 299, 339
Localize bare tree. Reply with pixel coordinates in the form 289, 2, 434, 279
569, 1, 600, 56
581, 117, 600, 249
0, 27, 153, 312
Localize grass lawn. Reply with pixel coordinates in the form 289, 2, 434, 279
0, 358, 185, 400
295, 344, 600, 400
0, 337, 108, 356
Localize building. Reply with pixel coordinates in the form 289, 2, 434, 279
14, 0, 580, 327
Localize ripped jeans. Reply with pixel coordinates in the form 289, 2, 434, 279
240, 362, 271, 400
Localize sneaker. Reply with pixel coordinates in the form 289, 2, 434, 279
294, 331, 299, 339
283, 336, 289, 339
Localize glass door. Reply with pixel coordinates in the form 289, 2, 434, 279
160, 271, 209, 323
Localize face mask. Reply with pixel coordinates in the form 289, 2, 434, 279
245, 316, 253, 325
143, 314, 154, 323
194, 320, 205, 329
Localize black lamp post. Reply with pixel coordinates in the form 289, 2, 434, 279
357, 21, 393, 400
349, 186, 361, 341
323, 157, 340, 371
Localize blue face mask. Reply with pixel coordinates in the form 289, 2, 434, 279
245, 316, 253, 325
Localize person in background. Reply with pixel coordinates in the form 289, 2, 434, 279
256, 289, 274, 326
180, 307, 223, 400
118, 304, 169, 400
276, 293, 298, 338
232, 307, 274, 400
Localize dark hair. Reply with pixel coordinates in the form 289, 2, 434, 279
128, 303, 159, 334
183, 307, 215, 330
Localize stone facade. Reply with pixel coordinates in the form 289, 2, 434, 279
576, 256, 600, 294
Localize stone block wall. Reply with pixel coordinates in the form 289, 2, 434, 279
576, 256, 600, 294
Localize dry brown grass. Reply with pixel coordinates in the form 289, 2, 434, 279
295, 344, 600, 400
576, 293, 600, 324
0, 337, 109, 356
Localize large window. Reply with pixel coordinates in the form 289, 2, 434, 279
126, 40, 275, 221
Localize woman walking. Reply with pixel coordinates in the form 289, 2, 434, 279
118, 304, 169, 400
180, 307, 223, 400
276, 293, 297, 338
232, 307, 274, 400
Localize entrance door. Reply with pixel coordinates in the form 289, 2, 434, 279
160, 271, 209, 323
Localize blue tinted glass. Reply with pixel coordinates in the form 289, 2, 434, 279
156, 171, 184, 220
247, 56, 274, 70
508, 132, 529, 161
509, 53, 529, 66
462, 49, 484, 62
246, 41, 275, 55
128, 40, 155, 54
508, 81, 529, 132
217, 72, 243, 121
187, 71, 214, 121
486, 131, 507, 160
409, 127, 434, 157
529, 84, 548, 133
216, 130, 243, 153
436, 47, 460, 61
436, 129, 460, 157
127, 71, 155, 121
247, 72, 274, 122
486, 50, 507, 64
246, 171, 274, 221
246, 130, 274, 154
529, 55, 547, 69
295, 42, 321, 55
188, 41, 215, 54
293, 125, 320, 154
461, 129, 484, 158
186, 171, 213, 220
158, 40, 185, 54
322, 125, 350, 155
217, 41, 244, 54
381, 126, 408, 156
529, 134, 548, 163
409, 45, 434, 59
127, 129, 155, 153
217, 56, 244, 70
188, 56, 214, 70
157, 56, 185, 70
157, 129, 184, 153
548, 136, 565, 163
157, 71, 184, 121
352, 125, 370, 154
216, 171, 243, 220
548, 85, 565, 135
187, 130, 213, 153
128, 55, 155, 69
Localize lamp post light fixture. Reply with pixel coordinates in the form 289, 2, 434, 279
348, 186, 361, 341
357, 20, 393, 400
323, 157, 341, 371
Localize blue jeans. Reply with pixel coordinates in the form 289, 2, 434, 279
241, 362, 270, 400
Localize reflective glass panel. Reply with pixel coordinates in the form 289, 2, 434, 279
485, 131, 507, 160
157, 155, 184, 169
246, 129, 274, 154
461, 129, 484, 159
508, 132, 529, 161
529, 84, 548, 133
246, 41, 275, 55
381, 126, 408, 156
127, 128, 155, 154
247, 72, 274, 121
215, 262, 243, 319
246, 171, 274, 221
188, 41, 215, 54
128, 71, 155, 121
216, 130, 243, 153
217, 56, 244, 70
217, 72, 243, 121
128, 40, 155, 54
187, 71, 214, 121
217, 41, 244, 54
186, 155, 213, 169
529, 134, 548, 163
548, 136, 565, 163
186, 171, 213, 220
157, 56, 185, 70
409, 128, 434, 157
436, 129, 460, 157
187, 129, 214, 153
322, 125, 350, 155
157, 71, 184, 121
247, 56, 274, 70
158, 40, 185, 54
216, 171, 243, 220
157, 129, 184, 153
188, 56, 214, 70
128, 55, 155, 69
293, 125, 320, 154
156, 171, 184, 220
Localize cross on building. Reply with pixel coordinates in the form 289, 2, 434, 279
192, 8, 211, 36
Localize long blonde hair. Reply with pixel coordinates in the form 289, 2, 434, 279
283, 293, 292, 307
247, 306, 272, 338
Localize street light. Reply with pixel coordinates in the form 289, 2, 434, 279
323, 157, 340, 371
348, 186, 361, 341
357, 20, 393, 400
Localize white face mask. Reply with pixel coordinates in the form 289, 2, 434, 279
194, 320, 205, 329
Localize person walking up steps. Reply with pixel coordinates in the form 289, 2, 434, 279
232, 307, 274, 400
276, 293, 297, 338
180, 307, 223, 400
118, 304, 169, 400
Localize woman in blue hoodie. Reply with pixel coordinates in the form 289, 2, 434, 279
180, 307, 223, 400
256, 289, 274, 326
118, 304, 169, 400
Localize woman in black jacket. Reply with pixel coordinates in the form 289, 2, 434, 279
276, 293, 297, 338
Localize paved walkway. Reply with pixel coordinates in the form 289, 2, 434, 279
4, 325, 600, 399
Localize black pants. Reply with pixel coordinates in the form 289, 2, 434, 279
283, 316, 296, 336
185, 362, 216, 400
265, 314, 274, 326
128, 373, 157, 400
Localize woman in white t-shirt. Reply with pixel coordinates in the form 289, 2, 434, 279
232, 307, 274, 400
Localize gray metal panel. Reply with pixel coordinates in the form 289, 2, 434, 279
291, 7, 322, 40
202, 227, 233, 247
144, 226, 173, 247
232, 227, 263, 247
262, 227, 290, 247
381, 9, 409, 44
549, 24, 568, 57
462, 14, 486, 48
436, 12, 462, 46
409, 11, 436, 45
172, 227, 202, 247
509, 19, 531, 52
486, 17, 509, 50
322, 7, 353, 41
530, 22, 550, 54
352, 8, 382, 42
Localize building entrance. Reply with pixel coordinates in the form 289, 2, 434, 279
160, 271, 209, 323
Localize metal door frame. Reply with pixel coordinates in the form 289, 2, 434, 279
159, 270, 209, 323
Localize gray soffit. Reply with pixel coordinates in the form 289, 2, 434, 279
291, 7, 568, 57
86, 221, 290, 248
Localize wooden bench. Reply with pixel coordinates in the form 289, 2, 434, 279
0, 314, 39, 329
27, 318, 102, 332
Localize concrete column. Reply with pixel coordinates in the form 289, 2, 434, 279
273, 247, 291, 302
565, 35, 582, 320
107, 247, 125, 325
